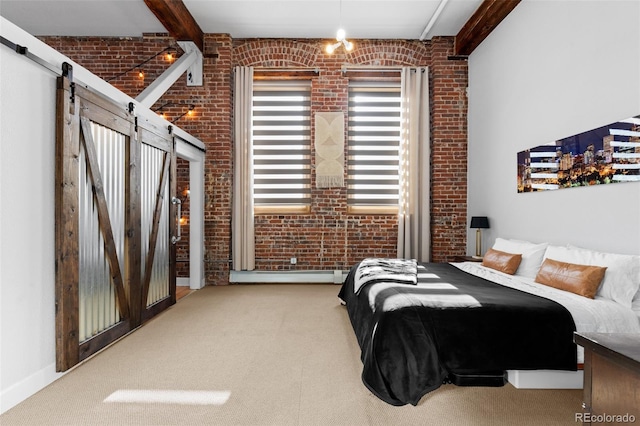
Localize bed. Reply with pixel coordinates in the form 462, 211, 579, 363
338, 241, 640, 406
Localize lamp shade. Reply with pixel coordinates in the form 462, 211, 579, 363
470, 216, 490, 229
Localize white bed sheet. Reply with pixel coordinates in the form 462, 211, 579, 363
453, 262, 640, 363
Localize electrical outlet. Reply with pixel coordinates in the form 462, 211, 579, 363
290, 257, 297, 265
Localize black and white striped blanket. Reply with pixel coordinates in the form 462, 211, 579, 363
353, 258, 417, 295
339, 261, 578, 406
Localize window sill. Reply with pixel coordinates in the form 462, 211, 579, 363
347, 206, 398, 215
254, 205, 311, 215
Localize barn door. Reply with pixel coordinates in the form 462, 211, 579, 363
139, 118, 177, 322
55, 74, 177, 371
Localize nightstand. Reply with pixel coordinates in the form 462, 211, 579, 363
453, 255, 483, 262
574, 332, 640, 424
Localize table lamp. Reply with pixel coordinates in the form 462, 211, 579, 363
470, 216, 490, 258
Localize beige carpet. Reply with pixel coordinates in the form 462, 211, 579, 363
1, 284, 583, 426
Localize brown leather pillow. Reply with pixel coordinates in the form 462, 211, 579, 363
481, 248, 522, 275
534, 258, 607, 299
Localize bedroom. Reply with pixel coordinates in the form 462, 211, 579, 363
1, 0, 639, 421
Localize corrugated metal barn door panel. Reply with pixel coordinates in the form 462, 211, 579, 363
55, 76, 177, 371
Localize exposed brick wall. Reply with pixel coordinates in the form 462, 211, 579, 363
235, 38, 432, 271
201, 34, 234, 284
430, 37, 469, 262
176, 158, 190, 278
40, 34, 468, 284
42, 34, 179, 98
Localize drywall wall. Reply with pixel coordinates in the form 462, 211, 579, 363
467, 0, 640, 255
0, 26, 63, 413
0, 17, 206, 413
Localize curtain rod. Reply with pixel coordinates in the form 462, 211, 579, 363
253, 66, 412, 74
254, 67, 319, 73
341, 65, 402, 74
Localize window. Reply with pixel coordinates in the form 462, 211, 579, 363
252, 81, 311, 213
347, 81, 402, 213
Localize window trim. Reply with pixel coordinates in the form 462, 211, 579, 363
347, 80, 402, 214
252, 79, 312, 214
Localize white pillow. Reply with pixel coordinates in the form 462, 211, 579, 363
544, 245, 640, 309
491, 238, 549, 279
632, 293, 640, 320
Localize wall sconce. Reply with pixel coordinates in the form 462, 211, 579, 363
470, 216, 490, 258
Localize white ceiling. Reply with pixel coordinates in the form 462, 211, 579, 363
0, 0, 483, 40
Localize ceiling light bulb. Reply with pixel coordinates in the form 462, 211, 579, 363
344, 40, 354, 51
326, 43, 336, 54
336, 28, 346, 41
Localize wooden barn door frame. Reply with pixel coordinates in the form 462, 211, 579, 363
55, 74, 177, 371
139, 120, 178, 323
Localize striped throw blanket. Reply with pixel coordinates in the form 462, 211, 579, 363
353, 258, 418, 295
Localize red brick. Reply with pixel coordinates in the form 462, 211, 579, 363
40, 34, 469, 282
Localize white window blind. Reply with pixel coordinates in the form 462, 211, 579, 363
347, 82, 402, 210
252, 81, 311, 210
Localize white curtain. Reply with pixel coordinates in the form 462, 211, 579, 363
397, 67, 430, 261
232, 66, 255, 271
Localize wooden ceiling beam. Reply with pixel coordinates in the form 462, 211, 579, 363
454, 0, 521, 56
144, 0, 204, 52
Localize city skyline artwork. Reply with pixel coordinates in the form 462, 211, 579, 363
517, 115, 640, 193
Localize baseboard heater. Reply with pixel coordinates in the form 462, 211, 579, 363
229, 270, 347, 284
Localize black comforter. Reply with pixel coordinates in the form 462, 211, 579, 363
338, 262, 577, 406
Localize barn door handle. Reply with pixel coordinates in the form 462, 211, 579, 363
171, 196, 182, 244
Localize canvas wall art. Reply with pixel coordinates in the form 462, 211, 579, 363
517, 115, 640, 192
315, 111, 345, 188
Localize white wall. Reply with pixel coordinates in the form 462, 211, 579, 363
0, 17, 206, 413
0, 26, 64, 413
467, 0, 640, 256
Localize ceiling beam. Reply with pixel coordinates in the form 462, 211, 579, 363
454, 0, 521, 56
144, 0, 204, 52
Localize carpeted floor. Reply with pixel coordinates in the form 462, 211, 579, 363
0, 284, 583, 425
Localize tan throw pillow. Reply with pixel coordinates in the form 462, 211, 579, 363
535, 258, 607, 299
482, 248, 522, 275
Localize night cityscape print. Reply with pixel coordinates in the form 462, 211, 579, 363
517, 115, 640, 193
